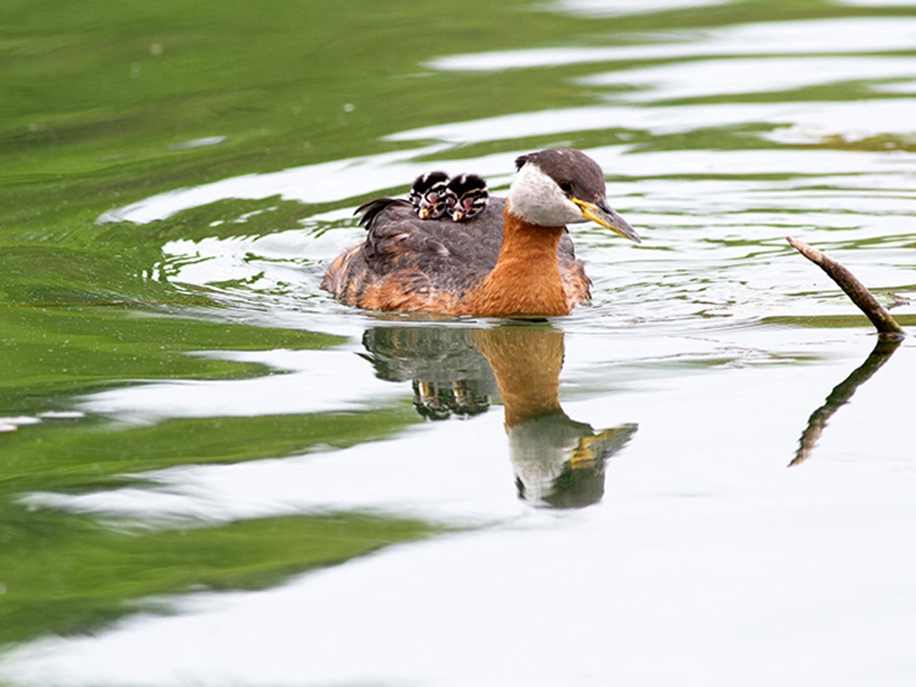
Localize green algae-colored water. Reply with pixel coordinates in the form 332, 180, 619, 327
2, 1, 916, 684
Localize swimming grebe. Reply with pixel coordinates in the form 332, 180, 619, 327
322, 148, 640, 318
445, 173, 489, 222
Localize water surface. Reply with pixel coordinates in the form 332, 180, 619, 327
2, 0, 916, 685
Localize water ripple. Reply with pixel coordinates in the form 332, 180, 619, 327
427, 17, 916, 71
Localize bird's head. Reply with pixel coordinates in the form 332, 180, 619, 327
508, 149, 640, 243
445, 173, 489, 222
409, 171, 450, 220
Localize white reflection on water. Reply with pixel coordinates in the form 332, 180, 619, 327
386, 101, 916, 144
77, 349, 405, 423
549, 0, 730, 16
427, 17, 916, 71
99, 145, 442, 224
579, 56, 916, 102
22, 407, 523, 526
840, 0, 916, 5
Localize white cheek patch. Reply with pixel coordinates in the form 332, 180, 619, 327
508, 164, 585, 227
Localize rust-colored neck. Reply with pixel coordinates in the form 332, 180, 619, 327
467, 205, 569, 318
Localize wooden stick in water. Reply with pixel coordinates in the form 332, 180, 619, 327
786, 236, 904, 337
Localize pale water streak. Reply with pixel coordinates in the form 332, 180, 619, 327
550, 0, 732, 16
427, 17, 916, 71
386, 101, 916, 143
76, 349, 406, 423
579, 56, 916, 102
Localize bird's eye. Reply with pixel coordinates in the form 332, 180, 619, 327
559, 181, 574, 196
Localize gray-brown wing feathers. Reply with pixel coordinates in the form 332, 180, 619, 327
322, 196, 589, 309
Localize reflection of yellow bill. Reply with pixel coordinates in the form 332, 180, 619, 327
570, 434, 601, 469
569, 426, 637, 469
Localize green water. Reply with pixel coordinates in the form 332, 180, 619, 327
2, 0, 916, 683
2, 0, 496, 647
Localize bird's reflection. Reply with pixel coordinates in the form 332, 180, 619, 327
791, 335, 902, 466
360, 327, 497, 420
360, 324, 637, 508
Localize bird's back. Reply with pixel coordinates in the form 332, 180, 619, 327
321, 197, 590, 315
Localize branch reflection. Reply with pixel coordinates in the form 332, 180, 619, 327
361, 325, 637, 508
791, 336, 902, 466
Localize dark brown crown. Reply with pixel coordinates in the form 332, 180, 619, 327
515, 149, 606, 202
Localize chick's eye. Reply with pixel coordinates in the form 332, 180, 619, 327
559, 181, 574, 196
